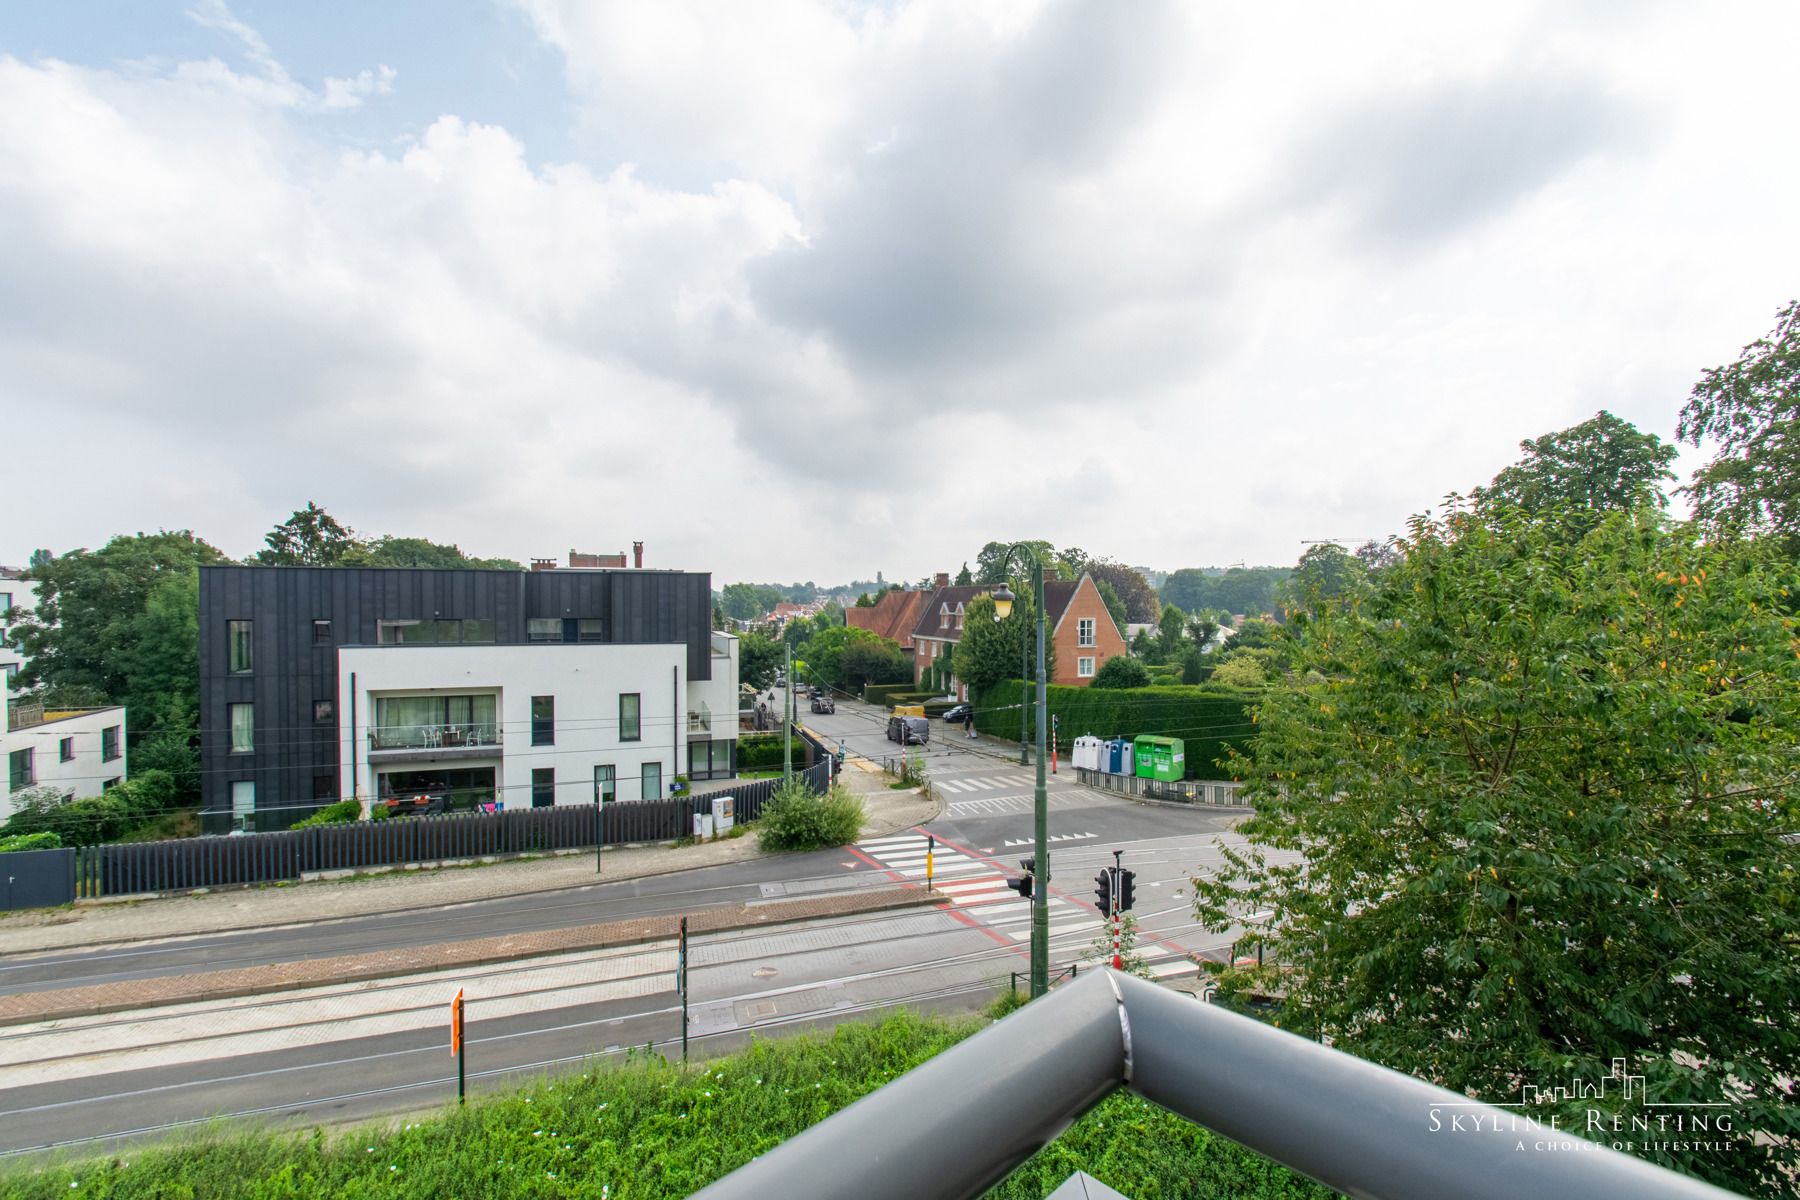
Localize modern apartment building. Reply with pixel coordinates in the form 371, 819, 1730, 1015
198, 565, 736, 831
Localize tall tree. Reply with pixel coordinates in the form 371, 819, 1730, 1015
954, 562, 973, 586
1093, 578, 1129, 635
254, 502, 356, 566
341, 536, 521, 570
1475, 410, 1677, 519
1087, 561, 1160, 624
1161, 566, 1288, 617
953, 593, 1055, 696
737, 631, 783, 690
974, 540, 1059, 585
1678, 299, 1800, 548
1193, 505, 1800, 1194
1280, 542, 1368, 615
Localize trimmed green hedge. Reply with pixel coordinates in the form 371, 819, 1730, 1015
974, 680, 1254, 778
737, 735, 788, 771
0, 831, 62, 853
863, 682, 918, 707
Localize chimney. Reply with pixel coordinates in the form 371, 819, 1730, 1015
531, 557, 556, 572
633, 541, 645, 569
934, 572, 949, 589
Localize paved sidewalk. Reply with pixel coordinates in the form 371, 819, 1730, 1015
0, 759, 940, 956
0, 885, 935, 1026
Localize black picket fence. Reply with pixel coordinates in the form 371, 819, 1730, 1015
72, 756, 831, 900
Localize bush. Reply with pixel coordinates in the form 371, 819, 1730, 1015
862, 682, 917, 707
293, 800, 362, 829
0, 831, 62, 853
757, 780, 865, 851
975, 680, 1254, 778
1090, 657, 1152, 689
737, 735, 790, 772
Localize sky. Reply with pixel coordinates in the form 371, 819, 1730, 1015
3, 1, 1797, 584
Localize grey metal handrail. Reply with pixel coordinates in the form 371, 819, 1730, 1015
691, 970, 1737, 1200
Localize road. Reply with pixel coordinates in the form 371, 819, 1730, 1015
0, 693, 1256, 1159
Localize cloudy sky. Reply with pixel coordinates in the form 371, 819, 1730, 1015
3, 2, 1796, 584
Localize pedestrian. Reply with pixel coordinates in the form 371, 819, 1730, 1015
965, 709, 976, 739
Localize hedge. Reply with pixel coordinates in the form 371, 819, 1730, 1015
863, 682, 918, 707
973, 680, 1254, 778
737, 734, 787, 771
0, 831, 62, 853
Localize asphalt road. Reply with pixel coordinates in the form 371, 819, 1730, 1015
0, 694, 1259, 1160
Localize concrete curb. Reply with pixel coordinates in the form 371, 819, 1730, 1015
0, 886, 940, 1028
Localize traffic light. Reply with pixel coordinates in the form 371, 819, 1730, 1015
1117, 868, 1136, 913
1093, 870, 1113, 918
1005, 857, 1035, 900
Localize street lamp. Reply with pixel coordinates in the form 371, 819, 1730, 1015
989, 584, 1030, 766
988, 548, 1050, 999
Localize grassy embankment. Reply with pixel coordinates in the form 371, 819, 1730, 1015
0, 1011, 1331, 1199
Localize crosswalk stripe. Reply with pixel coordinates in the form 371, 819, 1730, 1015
859, 837, 929, 850
1147, 959, 1193, 978
936, 780, 970, 793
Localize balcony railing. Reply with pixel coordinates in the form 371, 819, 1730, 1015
688, 708, 711, 734
368, 723, 499, 752
692, 970, 1733, 1200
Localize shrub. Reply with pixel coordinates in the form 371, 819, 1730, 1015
737, 735, 789, 772
0, 831, 62, 853
1090, 657, 1152, 689
862, 682, 918, 707
293, 800, 362, 829
757, 780, 865, 851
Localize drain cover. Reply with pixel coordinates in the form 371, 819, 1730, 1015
753, 966, 778, 978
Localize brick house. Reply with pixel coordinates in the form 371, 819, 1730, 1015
911, 572, 1127, 699
845, 583, 926, 651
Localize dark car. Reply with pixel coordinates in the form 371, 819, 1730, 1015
942, 704, 973, 724
811, 693, 835, 714
887, 715, 929, 745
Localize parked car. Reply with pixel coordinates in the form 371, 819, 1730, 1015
887, 715, 929, 745
811, 694, 835, 714
942, 704, 973, 724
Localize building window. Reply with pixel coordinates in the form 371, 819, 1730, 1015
940, 608, 949, 629
620, 693, 641, 742
102, 725, 120, 761
313, 773, 336, 800
532, 768, 555, 808
8, 749, 31, 788
594, 764, 615, 804
229, 703, 254, 753
230, 780, 255, 831
1078, 656, 1096, 678
577, 618, 605, 642
313, 619, 332, 644
3, 663, 17, 685
59, 737, 74, 763
641, 761, 662, 801
104, 777, 121, 790
228, 620, 253, 674
1078, 618, 1096, 647
377, 618, 495, 645
527, 618, 562, 643
372, 694, 498, 749
0, 591, 10, 614
314, 699, 333, 724
532, 695, 555, 746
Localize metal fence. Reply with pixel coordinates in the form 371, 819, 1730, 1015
0, 848, 77, 911
68, 752, 830, 901
1074, 768, 1247, 808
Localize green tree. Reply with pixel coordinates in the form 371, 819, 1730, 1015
1280, 542, 1367, 616
341, 536, 521, 570
1678, 299, 1800, 549
720, 582, 767, 621
1156, 603, 1187, 661
1191, 505, 1800, 1194
952, 594, 1055, 697
974, 540, 1059, 585
1475, 409, 1677, 519
1089, 656, 1151, 689
254, 502, 356, 566
954, 562, 974, 586
838, 639, 912, 691
1161, 566, 1288, 617
1178, 646, 1208, 684
1087, 561, 1160, 623
1187, 613, 1221, 653
738, 631, 783, 690
1093, 578, 1129, 635
1208, 653, 1267, 689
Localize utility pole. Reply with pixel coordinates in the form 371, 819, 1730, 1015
783, 642, 793, 779
1031, 555, 1049, 998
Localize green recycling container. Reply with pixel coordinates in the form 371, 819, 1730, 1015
1133, 735, 1185, 782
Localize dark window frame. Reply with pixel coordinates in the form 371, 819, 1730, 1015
228, 619, 253, 674
8, 747, 32, 788
531, 695, 555, 746
229, 702, 254, 753
59, 736, 74, 763
594, 764, 615, 804
619, 693, 641, 742
313, 619, 332, 644
641, 760, 663, 801
101, 725, 120, 762
531, 767, 555, 808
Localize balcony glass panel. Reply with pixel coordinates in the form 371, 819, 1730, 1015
371, 693, 499, 750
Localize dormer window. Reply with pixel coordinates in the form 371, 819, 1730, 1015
940, 605, 950, 629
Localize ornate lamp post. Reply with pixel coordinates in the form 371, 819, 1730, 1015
989, 548, 1050, 998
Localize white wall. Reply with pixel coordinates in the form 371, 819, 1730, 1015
337, 643, 689, 810
690, 631, 740, 740
1, 694, 127, 821
0, 574, 40, 687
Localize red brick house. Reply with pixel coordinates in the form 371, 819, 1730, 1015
911, 572, 1127, 699
846, 583, 927, 651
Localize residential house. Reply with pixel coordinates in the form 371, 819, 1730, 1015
1, 567, 129, 821
911, 572, 1128, 700
845, 585, 925, 651
198, 563, 736, 833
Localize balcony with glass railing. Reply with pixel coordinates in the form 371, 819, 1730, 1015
367, 693, 500, 759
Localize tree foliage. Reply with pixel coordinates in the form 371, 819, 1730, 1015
973, 540, 1062, 585
1086, 561, 1160, 624
1089, 656, 1152, 689
738, 631, 783, 690
1475, 409, 1677, 520
1160, 566, 1289, 617
254, 502, 357, 566
1279, 542, 1368, 616
341, 536, 521, 570
1678, 299, 1800, 549
1191, 505, 1800, 1194
952, 593, 1055, 697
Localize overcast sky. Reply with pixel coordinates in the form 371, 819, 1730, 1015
4, 1, 1796, 584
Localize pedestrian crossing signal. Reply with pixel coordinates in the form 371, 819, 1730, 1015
1005, 857, 1035, 900
1093, 870, 1114, 918
1117, 868, 1136, 913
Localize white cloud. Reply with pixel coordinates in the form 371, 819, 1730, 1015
4, 1, 1800, 582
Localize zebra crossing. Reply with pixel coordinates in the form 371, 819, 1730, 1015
855, 833, 1195, 979
933, 774, 1035, 794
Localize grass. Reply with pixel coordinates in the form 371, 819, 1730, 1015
0, 1011, 1332, 1200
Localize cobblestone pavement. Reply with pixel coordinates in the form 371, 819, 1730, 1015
0, 756, 940, 955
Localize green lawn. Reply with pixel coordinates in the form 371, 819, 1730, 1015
0, 1012, 1332, 1199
